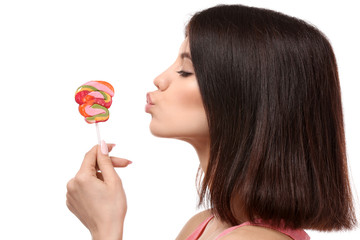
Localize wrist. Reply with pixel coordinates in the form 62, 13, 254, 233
92, 232, 122, 240
91, 220, 124, 240
92, 230, 122, 240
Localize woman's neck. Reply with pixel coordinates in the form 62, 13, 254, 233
176, 136, 210, 171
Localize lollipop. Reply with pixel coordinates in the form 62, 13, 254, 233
75, 80, 114, 143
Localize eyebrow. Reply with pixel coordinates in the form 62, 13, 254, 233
181, 52, 192, 60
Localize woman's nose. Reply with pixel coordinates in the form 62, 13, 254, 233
153, 71, 170, 91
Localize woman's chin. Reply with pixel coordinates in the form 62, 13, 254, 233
149, 125, 183, 139
149, 123, 171, 138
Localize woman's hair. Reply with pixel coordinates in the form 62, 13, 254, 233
187, 4, 357, 230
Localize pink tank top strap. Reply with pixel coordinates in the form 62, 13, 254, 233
186, 215, 214, 240
215, 220, 310, 240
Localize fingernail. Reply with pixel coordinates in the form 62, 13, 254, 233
101, 140, 108, 155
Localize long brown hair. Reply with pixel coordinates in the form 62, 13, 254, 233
187, 4, 357, 230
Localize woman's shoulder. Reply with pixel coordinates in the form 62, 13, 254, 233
175, 209, 212, 240
218, 225, 293, 240
176, 210, 296, 240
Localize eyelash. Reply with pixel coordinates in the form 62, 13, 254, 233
176, 70, 192, 77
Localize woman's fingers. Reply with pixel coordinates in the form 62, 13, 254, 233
96, 141, 119, 182
111, 157, 132, 168
76, 142, 130, 181
99, 142, 132, 168
106, 143, 132, 167
77, 145, 98, 177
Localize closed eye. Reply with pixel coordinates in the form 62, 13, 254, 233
176, 70, 193, 77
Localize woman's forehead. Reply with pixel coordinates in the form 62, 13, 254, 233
179, 37, 190, 54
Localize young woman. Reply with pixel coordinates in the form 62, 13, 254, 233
66, 4, 357, 240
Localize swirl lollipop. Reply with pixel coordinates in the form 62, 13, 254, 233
75, 80, 114, 143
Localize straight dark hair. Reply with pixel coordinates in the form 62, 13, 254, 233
187, 4, 357, 230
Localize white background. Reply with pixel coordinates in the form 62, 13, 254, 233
0, 0, 359, 239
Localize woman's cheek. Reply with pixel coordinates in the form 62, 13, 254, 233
170, 84, 208, 133
149, 79, 208, 138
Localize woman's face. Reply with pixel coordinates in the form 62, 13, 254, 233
146, 38, 209, 145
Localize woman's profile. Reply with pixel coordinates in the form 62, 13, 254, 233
66, 4, 357, 240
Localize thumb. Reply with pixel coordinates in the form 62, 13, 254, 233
97, 140, 118, 182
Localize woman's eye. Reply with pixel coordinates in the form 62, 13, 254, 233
176, 70, 192, 77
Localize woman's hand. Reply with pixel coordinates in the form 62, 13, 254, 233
66, 141, 131, 240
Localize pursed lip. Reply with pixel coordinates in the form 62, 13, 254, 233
146, 93, 154, 105
145, 92, 155, 113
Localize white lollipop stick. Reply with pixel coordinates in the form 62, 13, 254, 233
95, 122, 101, 145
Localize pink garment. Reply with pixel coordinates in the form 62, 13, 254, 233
186, 216, 310, 240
